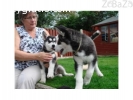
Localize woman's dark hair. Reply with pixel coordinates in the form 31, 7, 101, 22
18, 11, 27, 20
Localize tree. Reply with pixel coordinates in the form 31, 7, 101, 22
15, 11, 56, 28
37, 11, 56, 28
56, 11, 118, 31
14, 11, 77, 28
15, 11, 118, 30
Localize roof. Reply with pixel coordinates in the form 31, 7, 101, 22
92, 16, 118, 27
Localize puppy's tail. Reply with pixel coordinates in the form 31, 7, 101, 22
90, 30, 101, 40
80, 29, 83, 34
80, 29, 101, 40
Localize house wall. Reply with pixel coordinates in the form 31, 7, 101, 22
93, 36, 118, 55
92, 22, 118, 55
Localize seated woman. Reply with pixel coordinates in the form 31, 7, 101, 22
15, 11, 54, 89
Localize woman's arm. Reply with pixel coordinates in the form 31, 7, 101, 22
44, 28, 50, 37
15, 28, 36, 61
15, 28, 53, 62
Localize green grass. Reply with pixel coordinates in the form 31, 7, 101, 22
41, 56, 118, 89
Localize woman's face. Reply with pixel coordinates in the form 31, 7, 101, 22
22, 12, 38, 29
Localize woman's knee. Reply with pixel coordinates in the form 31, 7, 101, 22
18, 66, 41, 85
17, 75, 35, 89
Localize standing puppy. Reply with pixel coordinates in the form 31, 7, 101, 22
55, 26, 103, 89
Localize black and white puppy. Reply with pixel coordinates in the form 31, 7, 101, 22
39, 31, 74, 83
55, 25, 103, 89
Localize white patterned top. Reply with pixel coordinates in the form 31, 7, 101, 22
15, 26, 44, 70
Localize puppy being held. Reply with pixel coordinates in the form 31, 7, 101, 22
38, 31, 74, 83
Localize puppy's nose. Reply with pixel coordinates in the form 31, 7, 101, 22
52, 45, 55, 48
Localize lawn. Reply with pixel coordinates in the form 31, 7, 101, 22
41, 56, 118, 89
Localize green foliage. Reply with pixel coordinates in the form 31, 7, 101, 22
14, 11, 56, 28
14, 11, 21, 25
14, 11, 118, 30
14, 11, 76, 28
37, 11, 56, 28
57, 11, 118, 31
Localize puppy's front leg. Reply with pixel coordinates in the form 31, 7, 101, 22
47, 59, 55, 78
40, 62, 46, 83
75, 64, 83, 89
74, 56, 83, 89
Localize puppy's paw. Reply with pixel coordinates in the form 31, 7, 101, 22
83, 79, 91, 85
65, 73, 74, 76
55, 74, 63, 77
75, 83, 83, 89
47, 73, 54, 79
75, 86, 82, 89
40, 78, 46, 83
97, 72, 104, 77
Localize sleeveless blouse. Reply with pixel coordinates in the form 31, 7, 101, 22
15, 26, 44, 70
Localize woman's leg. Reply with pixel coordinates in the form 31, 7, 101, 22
16, 65, 41, 89
15, 68, 22, 89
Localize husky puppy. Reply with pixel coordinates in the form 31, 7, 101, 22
55, 25, 103, 89
39, 31, 74, 83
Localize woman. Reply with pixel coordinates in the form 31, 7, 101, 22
15, 11, 53, 89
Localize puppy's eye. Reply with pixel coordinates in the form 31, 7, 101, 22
53, 38, 56, 42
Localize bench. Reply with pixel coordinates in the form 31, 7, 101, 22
35, 83, 56, 89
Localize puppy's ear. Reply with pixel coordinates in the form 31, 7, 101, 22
42, 31, 47, 40
55, 35, 59, 42
55, 27, 65, 37
55, 25, 68, 36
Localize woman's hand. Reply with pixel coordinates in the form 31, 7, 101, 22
36, 52, 53, 62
